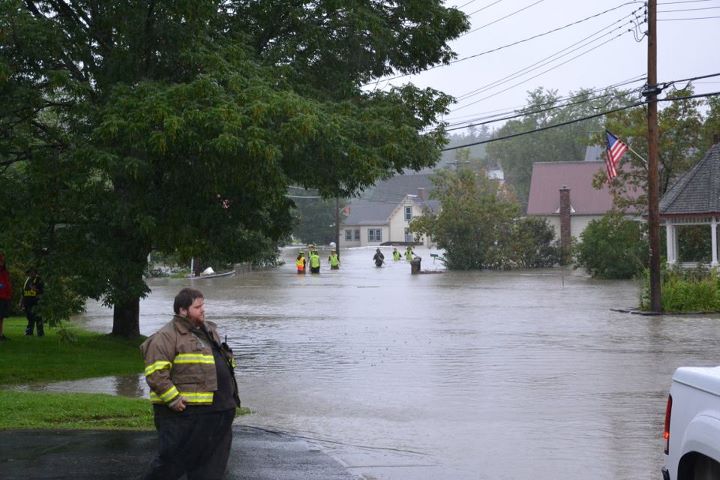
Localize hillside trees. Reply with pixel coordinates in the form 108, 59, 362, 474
486, 87, 634, 209
0, 0, 468, 336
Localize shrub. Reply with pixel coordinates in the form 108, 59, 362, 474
641, 265, 720, 312
574, 212, 647, 279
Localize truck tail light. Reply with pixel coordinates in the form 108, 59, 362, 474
663, 394, 672, 455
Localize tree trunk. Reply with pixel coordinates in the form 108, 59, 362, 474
112, 296, 140, 338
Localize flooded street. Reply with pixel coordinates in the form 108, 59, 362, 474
74, 247, 720, 479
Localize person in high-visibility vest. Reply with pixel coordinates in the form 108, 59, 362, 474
295, 252, 306, 274
328, 251, 340, 270
392, 248, 401, 261
21, 267, 44, 336
404, 246, 414, 261
309, 250, 321, 274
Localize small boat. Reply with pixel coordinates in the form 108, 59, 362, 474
187, 270, 235, 279
187, 265, 235, 279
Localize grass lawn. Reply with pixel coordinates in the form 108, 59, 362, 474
0, 317, 250, 430
0, 317, 145, 385
0, 390, 155, 430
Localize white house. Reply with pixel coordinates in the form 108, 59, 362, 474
340, 174, 439, 248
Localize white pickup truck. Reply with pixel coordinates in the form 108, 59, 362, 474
662, 366, 720, 480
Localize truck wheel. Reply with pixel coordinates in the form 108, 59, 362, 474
692, 455, 720, 480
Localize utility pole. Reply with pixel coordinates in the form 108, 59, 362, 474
335, 196, 341, 260
646, 0, 662, 312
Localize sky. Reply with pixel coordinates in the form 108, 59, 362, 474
373, 0, 720, 136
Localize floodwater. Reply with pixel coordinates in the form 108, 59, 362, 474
63, 247, 720, 479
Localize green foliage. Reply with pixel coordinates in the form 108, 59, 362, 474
506, 217, 560, 268
575, 212, 648, 279
594, 85, 718, 213
411, 169, 557, 270
0, 1, 469, 334
676, 225, 712, 263
291, 196, 342, 245
640, 266, 720, 312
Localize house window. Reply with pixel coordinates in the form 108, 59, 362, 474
345, 229, 352, 241
405, 228, 413, 243
354, 229, 360, 240
368, 229, 382, 242
405, 206, 412, 221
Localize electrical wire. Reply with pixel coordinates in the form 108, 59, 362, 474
441, 90, 720, 151
453, 28, 636, 112
455, 12, 641, 102
464, 0, 545, 34
657, 5, 720, 12
446, 88, 643, 132
466, 0, 505, 16
444, 72, 720, 131
365, 1, 644, 87
444, 74, 646, 128
658, 15, 720, 20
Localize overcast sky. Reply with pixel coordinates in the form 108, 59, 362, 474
374, 0, 720, 135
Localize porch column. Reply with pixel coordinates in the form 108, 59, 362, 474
712, 217, 719, 267
666, 223, 677, 265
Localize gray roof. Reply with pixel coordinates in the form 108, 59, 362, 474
584, 145, 603, 162
660, 143, 720, 216
343, 174, 440, 225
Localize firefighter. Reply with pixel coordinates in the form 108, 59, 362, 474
328, 251, 340, 270
21, 267, 44, 337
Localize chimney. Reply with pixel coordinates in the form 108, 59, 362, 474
559, 186, 571, 265
417, 187, 427, 201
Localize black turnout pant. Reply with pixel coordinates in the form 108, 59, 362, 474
24, 304, 44, 336
143, 409, 235, 480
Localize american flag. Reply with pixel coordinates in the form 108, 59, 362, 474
605, 130, 628, 180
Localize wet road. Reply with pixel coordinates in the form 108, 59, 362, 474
70, 247, 720, 479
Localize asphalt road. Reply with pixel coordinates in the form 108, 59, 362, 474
0, 425, 357, 479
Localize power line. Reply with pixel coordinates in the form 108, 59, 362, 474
446, 87, 643, 132
455, 11, 641, 102
658, 14, 720, 19
446, 71, 720, 129
657, 0, 717, 4
466, 0, 505, 16
364, 1, 644, 87
445, 74, 646, 128
455, 0, 485, 9
453, 28, 636, 111
464, 0, 545, 34
441, 90, 720, 151
657, 5, 720, 12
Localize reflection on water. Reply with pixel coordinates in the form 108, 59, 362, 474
10, 374, 149, 398
64, 247, 720, 479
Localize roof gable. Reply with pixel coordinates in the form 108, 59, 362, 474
343, 174, 437, 225
527, 161, 614, 215
660, 143, 720, 216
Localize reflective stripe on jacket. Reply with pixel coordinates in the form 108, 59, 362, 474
140, 315, 221, 406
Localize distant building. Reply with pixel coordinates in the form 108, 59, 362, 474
340, 174, 440, 248
527, 161, 623, 241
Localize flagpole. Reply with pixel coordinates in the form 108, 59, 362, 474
626, 144, 647, 166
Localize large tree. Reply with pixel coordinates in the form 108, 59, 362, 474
0, 1, 469, 336
410, 169, 520, 270
596, 86, 717, 213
